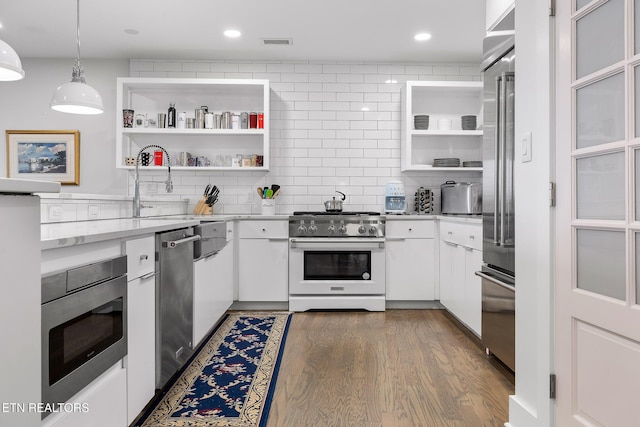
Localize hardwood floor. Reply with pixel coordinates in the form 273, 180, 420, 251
268, 310, 514, 427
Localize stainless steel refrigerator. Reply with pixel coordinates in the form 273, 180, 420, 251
476, 11, 516, 372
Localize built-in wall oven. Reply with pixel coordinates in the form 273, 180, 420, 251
41, 255, 127, 418
289, 212, 386, 311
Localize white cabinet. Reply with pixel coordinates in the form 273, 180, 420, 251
193, 223, 234, 348
385, 220, 437, 300
400, 81, 483, 172
237, 220, 289, 302
124, 236, 156, 425
42, 364, 127, 427
116, 78, 270, 171
438, 220, 482, 336
2, 195, 41, 427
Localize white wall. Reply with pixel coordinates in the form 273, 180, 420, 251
128, 59, 482, 214
0, 58, 129, 195
509, 0, 554, 426
487, 0, 515, 30
1, 58, 483, 214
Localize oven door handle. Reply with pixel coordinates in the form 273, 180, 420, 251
290, 238, 385, 250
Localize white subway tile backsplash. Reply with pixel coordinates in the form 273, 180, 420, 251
128, 58, 481, 214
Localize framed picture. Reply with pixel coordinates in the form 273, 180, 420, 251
6, 130, 80, 185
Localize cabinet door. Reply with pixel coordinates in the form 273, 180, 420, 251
43, 365, 127, 427
193, 256, 215, 347
238, 238, 288, 301
386, 239, 435, 300
464, 248, 483, 336
439, 240, 466, 319
126, 273, 156, 424
193, 245, 234, 348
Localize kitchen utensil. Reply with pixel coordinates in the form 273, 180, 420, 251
193, 185, 210, 215
324, 191, 346, 212
272, 188, 281, 198
265, 188, 274, 199
257, 187, 264, 198
271, 184, 280, 194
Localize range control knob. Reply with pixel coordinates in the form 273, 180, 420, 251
369, 225, 378, 235
327, 220, 336, 235
358, 224, 367, 234
338, 221, 347, 235
308, 221, 318, 234
297, 221, 307, 235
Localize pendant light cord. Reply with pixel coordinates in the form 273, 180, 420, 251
76, 0, 81, 61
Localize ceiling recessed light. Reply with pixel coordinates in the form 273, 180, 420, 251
124, 28, 139, 35
224, 29, 241, 38
414, 33, 431, 41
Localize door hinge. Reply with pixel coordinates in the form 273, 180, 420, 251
549, 0, 556, 16
550, 374, 557, 399
549, 182, 556, 207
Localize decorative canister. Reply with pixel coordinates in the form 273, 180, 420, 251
240, 112, 249, 129
258, 113, 264, 129
249, 112, 258, 129
261, 198, 276, 215
177, 112, 187, 129
204, 112, 214, 129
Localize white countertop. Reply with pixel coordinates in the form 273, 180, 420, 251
0, 178, 61, 194
41, 213, 481, 250
41, 218, 200, 250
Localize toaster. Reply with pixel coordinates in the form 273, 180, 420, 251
440, 181, 482, 215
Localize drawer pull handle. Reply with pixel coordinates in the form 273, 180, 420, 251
140, 254, 149, 261
469, 235, 475, 239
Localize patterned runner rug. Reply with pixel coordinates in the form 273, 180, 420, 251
137, 311, 292, 427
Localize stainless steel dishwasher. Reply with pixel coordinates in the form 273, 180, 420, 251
155, 227, 199, 389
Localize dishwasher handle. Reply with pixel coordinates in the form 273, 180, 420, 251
162, 234, 201, 248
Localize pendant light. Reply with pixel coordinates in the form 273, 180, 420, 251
0, 39, 25, 81
50, 0, 103, 115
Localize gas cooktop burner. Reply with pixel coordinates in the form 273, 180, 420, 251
293, 211, 381, 216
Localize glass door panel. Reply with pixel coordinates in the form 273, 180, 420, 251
576, 73, 625, 149
576, 0, 624, 79
577, 152, 625, 220
576, 228, 626, 300
576, 0, 591, 11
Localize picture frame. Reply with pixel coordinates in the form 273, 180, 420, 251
6, 130, 80, 185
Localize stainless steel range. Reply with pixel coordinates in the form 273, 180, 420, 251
288, 212, 386, 312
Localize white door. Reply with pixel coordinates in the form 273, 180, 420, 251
556, 1, 640, 425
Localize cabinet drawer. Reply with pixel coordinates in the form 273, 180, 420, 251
125, 236, 155, 280
386, 220, 435, 239
238, 220, 288, 239
440, 221, 482, 250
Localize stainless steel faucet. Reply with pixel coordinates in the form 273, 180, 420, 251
133, 144, 173, 218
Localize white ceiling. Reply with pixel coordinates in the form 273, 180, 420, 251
0, 0, 485, 63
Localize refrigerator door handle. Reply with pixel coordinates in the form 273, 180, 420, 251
499, 72, 508, 246
494, 75, 502, 245
503, 71, 515, 247
475, 271, 516, 292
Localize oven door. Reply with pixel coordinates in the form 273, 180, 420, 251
41, 276, 127, 410
289, 238, 386, 295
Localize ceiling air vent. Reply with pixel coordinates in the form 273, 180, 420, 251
262, 38, 293, 46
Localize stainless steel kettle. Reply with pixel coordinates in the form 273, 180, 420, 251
324, 191, 346, 212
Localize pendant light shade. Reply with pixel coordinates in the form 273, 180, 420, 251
0, 39, 25, 81
50, 0, 103, 115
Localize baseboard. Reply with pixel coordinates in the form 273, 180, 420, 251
230, 301, 289, 311
385, 300, 444, 309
